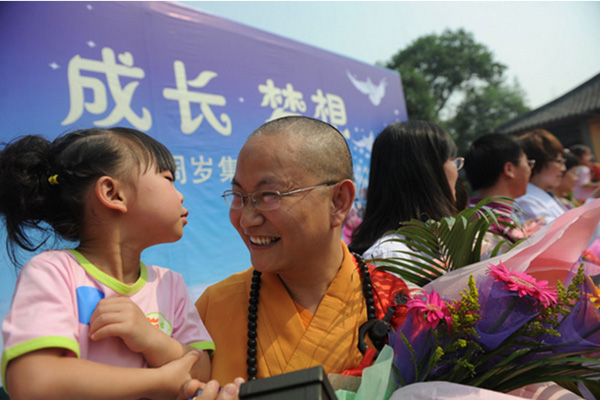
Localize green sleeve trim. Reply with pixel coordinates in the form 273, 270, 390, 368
2, 336, 80, 388
190, 341, 215, 355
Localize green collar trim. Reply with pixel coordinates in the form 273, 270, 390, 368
67, 249, 148, 295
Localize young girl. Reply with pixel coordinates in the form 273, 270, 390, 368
0, 127, 213, 400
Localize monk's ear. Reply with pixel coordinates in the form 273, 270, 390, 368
330, 179, 355, 228
94, 176, 128, 213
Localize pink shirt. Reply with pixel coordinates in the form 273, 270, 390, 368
2, 250, 213, 385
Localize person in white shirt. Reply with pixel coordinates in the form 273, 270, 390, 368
349, 121, 461, 276
515, 129, 567, 224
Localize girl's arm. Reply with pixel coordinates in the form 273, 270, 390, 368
6, 348, 201, 400
89, 297, 211, 382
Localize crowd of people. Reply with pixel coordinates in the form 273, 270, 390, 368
349, 123, 600, 265
0, 117, 598, 400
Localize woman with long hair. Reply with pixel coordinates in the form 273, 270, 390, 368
349, 120, 461, 260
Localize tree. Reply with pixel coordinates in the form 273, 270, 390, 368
448, 80, 529, 153
384, 28, 529, 153
396, 68, 438, 123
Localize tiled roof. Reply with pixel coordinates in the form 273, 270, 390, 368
495, 72, 600, 134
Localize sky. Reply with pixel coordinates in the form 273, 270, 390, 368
182, 1, 600, 111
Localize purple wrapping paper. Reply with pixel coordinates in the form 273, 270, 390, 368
475, 278, 540, 351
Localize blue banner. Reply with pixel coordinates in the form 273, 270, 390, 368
0, 1, 407, 344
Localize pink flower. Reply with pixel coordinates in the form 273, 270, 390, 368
407, 289, 452, 330
488, 261, 557, 308
583, 249, 600, 266
504, 219, 544, 241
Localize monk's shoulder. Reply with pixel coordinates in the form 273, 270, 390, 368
196, 268, 251, 317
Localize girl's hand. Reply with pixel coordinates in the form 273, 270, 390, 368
89, 297, 210, 380
152, 351, 206, 400
89, 297, 159, 354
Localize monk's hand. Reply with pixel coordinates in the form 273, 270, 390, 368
181, 377, 244, 400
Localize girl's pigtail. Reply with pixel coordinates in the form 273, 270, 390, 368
0, 135, 56, 262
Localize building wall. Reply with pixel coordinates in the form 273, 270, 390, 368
589, 116, 600, 161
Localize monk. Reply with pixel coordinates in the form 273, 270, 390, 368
196, 116, 409, 383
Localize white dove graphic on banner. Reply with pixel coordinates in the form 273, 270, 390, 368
346, 71, 387, 106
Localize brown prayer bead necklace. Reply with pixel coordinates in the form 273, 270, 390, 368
245, 254, 397, 381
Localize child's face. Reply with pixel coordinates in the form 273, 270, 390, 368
582, 150, 593, 166
125, 166, 188, 247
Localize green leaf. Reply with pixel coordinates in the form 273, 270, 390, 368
382, 197, 521, 286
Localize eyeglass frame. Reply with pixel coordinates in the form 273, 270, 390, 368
550, 157, 566, 166
453, 157, 465, 171
222, 181, 339, 211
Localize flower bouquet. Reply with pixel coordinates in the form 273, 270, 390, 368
390, 261, 600, 397
367, 198, 600, 399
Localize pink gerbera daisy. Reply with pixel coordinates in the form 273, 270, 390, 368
407, 289, 452, 330
488, 261, 557, 308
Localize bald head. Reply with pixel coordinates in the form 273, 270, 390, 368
248, 116, 354, 182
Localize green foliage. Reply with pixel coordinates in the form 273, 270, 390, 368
448, 80, 529, 153
451, 275, 481, 339
397, 68, 438, 123
384, 28, 529, 153
374, 197, 519, 286
386, 29, 505, 115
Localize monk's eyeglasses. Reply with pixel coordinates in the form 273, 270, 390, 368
222, 182, 339, 211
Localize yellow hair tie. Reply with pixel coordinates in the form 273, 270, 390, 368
48, 174, 59, 186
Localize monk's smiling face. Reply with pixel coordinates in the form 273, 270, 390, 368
229, 133, 334, 276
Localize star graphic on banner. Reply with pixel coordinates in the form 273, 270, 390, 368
238, 97, 245, 103
352, 131, 375, 153
87, 41, 96, 48
49, 62, 59, 70
87, 4, 93, 10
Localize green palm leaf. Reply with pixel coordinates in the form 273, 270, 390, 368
380, 196, 522, 286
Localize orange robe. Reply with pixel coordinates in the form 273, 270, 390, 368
196, 241, 408, 383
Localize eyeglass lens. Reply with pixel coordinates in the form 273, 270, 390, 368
223, 191, 281, 210
454, 157, 464, 170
